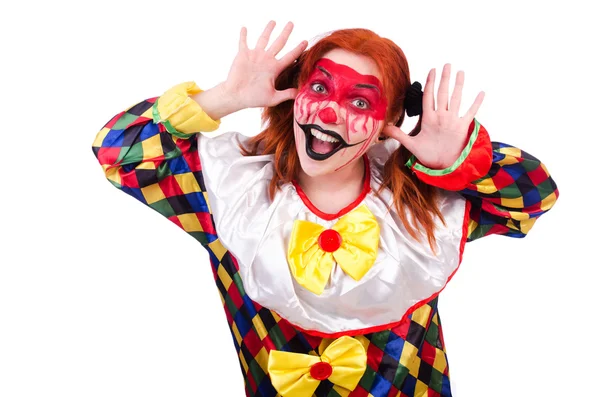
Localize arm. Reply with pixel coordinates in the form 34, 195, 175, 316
383, 64, 558, 242
92, 82, 221, 245
92, 21, 307, 244
405, 119, 559, 241
462, 139, 558, 241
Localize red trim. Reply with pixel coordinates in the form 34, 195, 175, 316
292, 155, 371, 221
285, 198, 472, 339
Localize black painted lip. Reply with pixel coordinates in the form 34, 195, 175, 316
296, 121, 366, 161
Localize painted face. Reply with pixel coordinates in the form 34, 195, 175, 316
293, 49, 388, 177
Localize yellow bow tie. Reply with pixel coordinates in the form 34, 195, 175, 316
268, 336, 367, 397
287, 205, 380, 295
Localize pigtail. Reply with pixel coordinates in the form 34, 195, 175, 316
241, 55, 305, 199
380, 116, 446, 251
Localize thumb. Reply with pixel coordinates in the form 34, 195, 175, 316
270, 88, 298, 106
382, 124, 417, 152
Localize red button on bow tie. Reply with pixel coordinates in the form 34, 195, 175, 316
310, 361, 333, 381
318, 229, 342, 252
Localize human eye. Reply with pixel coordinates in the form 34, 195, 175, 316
311, 82, 328, 94
352, 98, 369, 109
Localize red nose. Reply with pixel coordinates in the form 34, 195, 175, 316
318, 107, 337, 124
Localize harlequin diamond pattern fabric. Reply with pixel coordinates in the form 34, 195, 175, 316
461, 142, 558, 241
92, 98, 218, 246
93, 97, 558, 396
206, 238, 453, 397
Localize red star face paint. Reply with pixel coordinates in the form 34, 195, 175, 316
293, 51, 388, 176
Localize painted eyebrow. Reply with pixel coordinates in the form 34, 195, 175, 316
317, 66, 380, 93
355, 83, 380, 93
317, 66, 332, 79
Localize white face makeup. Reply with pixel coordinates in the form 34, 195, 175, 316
293, 49, 388, 177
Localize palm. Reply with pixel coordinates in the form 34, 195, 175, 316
383, 64, 485, 169
223, 21, 308, 109
227, 51, 280, 107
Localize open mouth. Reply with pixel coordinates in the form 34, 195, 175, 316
296, 121, 366, 161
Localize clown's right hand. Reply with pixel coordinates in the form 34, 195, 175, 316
192, 21, 308, 121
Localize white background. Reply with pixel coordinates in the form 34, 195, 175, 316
1, 0, 598, 396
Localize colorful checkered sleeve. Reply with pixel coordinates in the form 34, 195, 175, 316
91, 97, 218, 245
461, 142, 559, 241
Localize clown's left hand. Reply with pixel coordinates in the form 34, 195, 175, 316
382, 64, 485, 169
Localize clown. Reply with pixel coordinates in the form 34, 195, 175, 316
93, 21, 558, 397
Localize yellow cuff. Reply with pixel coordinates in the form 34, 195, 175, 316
155, 81, 220, 135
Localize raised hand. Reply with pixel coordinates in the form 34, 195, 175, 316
223, 21, 308, 109
382, 64, 485, 169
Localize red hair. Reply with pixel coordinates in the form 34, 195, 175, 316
242, 28, 444, 247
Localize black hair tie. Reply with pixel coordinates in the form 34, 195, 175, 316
404, 81, 423, 117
